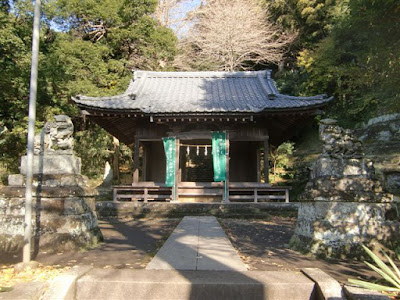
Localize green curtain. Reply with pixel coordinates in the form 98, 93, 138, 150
212, 131, 226, 182
163, 137, 176, 187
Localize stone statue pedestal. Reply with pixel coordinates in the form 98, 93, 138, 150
290, 119, 399, 258
1, 115, 103, 254
20, 154, 81, 175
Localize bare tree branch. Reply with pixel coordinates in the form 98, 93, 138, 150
177, 0, 297, 71
155, 0, 201, 35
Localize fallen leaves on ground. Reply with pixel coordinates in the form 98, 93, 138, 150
0, 264, 69, 292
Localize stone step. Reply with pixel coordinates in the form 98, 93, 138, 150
75, 269, 316, 300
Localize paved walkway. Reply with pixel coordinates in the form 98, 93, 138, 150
146, 216, 247, 271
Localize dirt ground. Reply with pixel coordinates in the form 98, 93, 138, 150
0, 218, 181, 269
1, 216, 379, 285
220, 216, 378, 284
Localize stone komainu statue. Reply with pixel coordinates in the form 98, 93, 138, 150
319, 119, 363, 158
34, 115, 74, 154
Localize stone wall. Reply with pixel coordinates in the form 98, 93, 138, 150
96, 202, 299, 219
0, 184, 102, 253
291, 202, 399, 258
355, 113, 400, 196
357, 113, 400, 143
290, 119, 400, 258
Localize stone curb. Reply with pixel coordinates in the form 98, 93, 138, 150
75, 269, 316, 300
343, 285, 390, 300
0, 281, 48, 300
41, 265, 93, 300
301, 268, 344, 300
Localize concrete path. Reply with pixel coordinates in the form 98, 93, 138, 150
146, 216, 247, 271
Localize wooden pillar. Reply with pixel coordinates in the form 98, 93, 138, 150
112, 136, 120, 183
256, 145, 261, 182
142, 143, 147, 181
264, 137, 269, 184
132, 137, 140, 183
174, 138, 180, 202
224, 132, 230, 202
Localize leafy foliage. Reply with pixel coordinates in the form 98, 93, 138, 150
266, 0, 349, 49
74, 122, 113, 178
0, 0, 178, 179
348, 245, 400, 298
272, 0, 400, 127
269, 142, 295, 182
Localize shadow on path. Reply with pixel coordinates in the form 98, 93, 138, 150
24, 218, 180, 268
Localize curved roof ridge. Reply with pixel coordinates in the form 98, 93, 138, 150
276, 94, 330, 101
73, 93, 130, 102
133, 70, 271, 78
71, 69, 334, 114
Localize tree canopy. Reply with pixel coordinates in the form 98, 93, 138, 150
0, 0, 178, 179
0, 0, 398, 180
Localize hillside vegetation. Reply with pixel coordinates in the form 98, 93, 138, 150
0, 0, 399, 181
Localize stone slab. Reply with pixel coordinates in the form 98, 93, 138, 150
343, 285, 390, 300
146, 216, 247, 271
20, 154, 81, 175
301, 268, 344, 300
7, 175, 24, 186
0, 281, 48, 300
76, 269, 316, 300
41, 265, 93, 300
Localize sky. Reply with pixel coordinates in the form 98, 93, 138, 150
167, 0, 202, 37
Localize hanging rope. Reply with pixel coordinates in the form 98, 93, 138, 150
180, 143, 211, 148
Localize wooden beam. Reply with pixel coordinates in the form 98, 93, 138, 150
132, 137, 140, 183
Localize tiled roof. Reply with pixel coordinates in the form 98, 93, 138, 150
72, 70, 332, 114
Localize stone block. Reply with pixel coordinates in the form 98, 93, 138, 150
6, 201, 25, 216
0, 197, 7, 213
40, 215, 69, 233
311, 157, 343, 178
385, 172, 400, 195
343, 285, 390, 300
301, 268, 344, 300
40, 198, 65, 216
8, 174, 25, 186
42, 266, 93, 300
0, 280, 49, 300
0, 234, 24, 252
20, 154, 81, 175
76, 269, 316, 300
292, 202, 400, 258
64, 198, 86, 215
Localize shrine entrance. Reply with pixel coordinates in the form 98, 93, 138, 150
180, 140, 213, 182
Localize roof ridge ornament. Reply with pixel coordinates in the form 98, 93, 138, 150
257, 74, 275, 100
127, 72, 148, 100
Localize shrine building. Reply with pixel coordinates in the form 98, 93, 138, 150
72, 70, 332, 203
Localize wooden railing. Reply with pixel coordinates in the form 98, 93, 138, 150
229, 183, 291, 203
113, 182, 172, 202
113, 182, 291, 203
